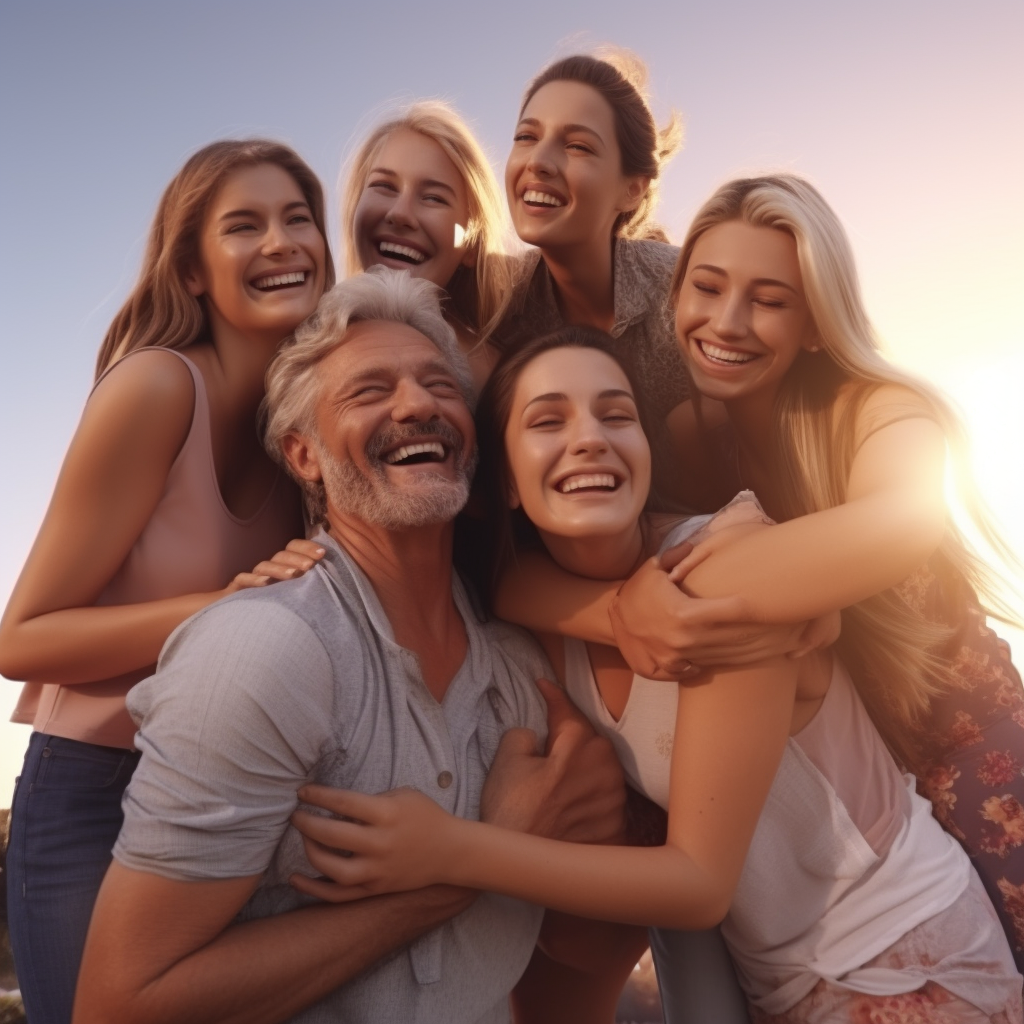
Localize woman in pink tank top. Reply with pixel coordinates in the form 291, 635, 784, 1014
0, 139, 332, 1024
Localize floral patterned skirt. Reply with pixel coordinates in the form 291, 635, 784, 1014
748, 873, 1022, 1024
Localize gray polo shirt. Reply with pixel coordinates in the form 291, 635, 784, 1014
116, 532, 550, 1024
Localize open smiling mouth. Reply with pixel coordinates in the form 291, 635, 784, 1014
523, 190, 565, 208
698, 340, 757, 365
377, 241, 427, 265
383, 441, 447, 466
558, 473, 619, 494
252, 271, 308, 291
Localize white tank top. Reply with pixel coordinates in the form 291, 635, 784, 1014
561, 505, 975, 1013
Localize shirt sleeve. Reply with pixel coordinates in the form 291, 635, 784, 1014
115, 595, 338, 880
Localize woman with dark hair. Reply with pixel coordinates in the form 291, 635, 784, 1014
496, 51, 689, 493
0, 139, 331, 1024
289, 328, 1021, 1023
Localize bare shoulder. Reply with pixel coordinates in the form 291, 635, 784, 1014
85, 349, 197, 455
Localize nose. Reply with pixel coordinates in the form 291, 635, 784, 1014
568, 412, 609, 456
263, 216, 300, 257
525, 139, 558, 179
711, 296, 749, 341
391, 377, 440, 423
384, 189, 417, 230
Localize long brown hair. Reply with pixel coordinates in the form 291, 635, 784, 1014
472, 325, 652, 604
95, 139, 334, 378
520, 50, 683, 241
672, 174, 1021, 770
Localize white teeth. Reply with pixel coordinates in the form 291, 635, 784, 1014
384, 442, 445, 464
379, 241, 427, 264
523, 190, 564, 207
700, 341, 756, 364
559, 474, 617, 493
253, 271, 306, 289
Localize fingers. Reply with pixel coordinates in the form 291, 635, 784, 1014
250, 539, 327, 583
536, 678, 595, 758
658, 542, 693, 573
229, 571, 272, 591
296, 784, 383, 821
492, 726, 541, 762
290, 872, 371, 903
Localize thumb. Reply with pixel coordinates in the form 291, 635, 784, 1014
536, 677, 589, 756
659, 543, 693, 573
493, 726, 541, 762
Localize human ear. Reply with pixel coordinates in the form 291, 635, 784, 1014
619, 176, 650, 214
460, 242, 479, 270
184, 266, 206, 298
281, 433, 324, 485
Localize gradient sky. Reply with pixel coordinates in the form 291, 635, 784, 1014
1, 0, 1022, 802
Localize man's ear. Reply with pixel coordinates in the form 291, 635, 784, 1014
281, 433, 323, 485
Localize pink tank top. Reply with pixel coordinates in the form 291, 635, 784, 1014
11, 348, 300, 749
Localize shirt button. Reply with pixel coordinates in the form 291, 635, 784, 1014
437, 771, 453, 789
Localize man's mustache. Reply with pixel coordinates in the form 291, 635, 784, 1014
366, 419, 468, 465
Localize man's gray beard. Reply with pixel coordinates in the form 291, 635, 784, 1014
317, 427, 476, 530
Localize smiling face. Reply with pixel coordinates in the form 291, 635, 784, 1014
353, 128, 475, 290
674, 220, 820, 408
503, 345, 649, 576
297, 320, 476, 531
187, 162, 327, 346
505, 80, 645, 251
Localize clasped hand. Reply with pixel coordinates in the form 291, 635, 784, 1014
290, 678, 627, 901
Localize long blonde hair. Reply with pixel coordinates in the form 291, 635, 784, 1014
340, 101, 514, 341
672, 174, 1020, 769
96, 139, 334, 378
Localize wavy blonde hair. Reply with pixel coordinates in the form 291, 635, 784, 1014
519, 50, 683, 242
340, 101, 514, 342
671, 174, 1020, 770
96, 139, 334, 377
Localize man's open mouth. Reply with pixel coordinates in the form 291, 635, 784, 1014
383, 441, 447, 465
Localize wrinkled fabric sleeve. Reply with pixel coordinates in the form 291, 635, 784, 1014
115, 599, 339, 880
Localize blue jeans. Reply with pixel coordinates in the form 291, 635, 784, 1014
7, 732, 140, 1024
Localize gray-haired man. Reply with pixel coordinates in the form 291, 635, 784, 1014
74, 270, 625, 1024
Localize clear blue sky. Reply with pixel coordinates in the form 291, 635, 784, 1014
1, 0, 1022, 800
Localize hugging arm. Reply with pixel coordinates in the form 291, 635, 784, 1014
74, 865, 472, 1024
665, 403, 948, 621
495, 549, 814, 679
285, 651, 798, 928
0, 351, 316, 685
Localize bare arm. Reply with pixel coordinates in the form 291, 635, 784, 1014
666, 404, 948, 621
0, 351, 313, 684
287, 654, 798, 930
74, 863, 473, 1024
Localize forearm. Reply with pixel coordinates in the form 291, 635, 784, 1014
443, 821, 724, 929
0, 592, 228, 684
495, 549, 617, 644
75, 879, 474, 1024
685, 492, 946, 622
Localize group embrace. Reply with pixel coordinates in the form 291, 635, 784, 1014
2, 50, 1022, 1024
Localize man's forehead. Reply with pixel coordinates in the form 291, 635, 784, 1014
323, 319, 449, 377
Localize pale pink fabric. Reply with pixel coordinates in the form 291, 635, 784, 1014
11, 348, 299, 749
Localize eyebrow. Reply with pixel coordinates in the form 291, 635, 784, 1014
516, 117, 605, 145
368, 167, 457, 196
691, 264, 798, 293
340, 358, 458, 390
524, 388, 635, 409
218, 200, 310, 222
